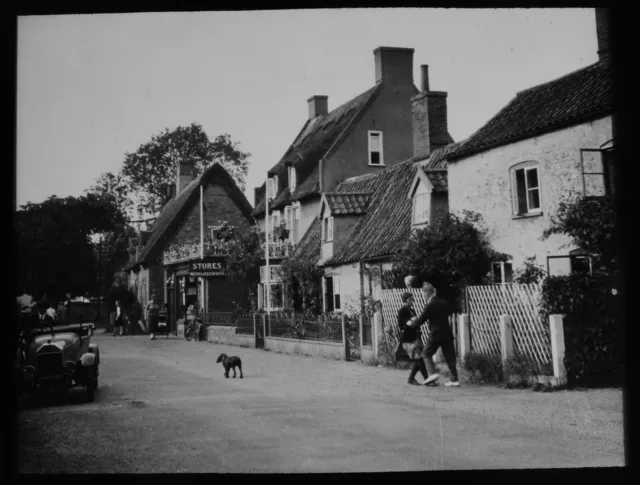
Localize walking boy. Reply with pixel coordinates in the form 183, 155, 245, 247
408, 282, 460, 387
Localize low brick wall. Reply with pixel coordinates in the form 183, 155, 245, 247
205, 325, 255, 348
265, 336, 345, 361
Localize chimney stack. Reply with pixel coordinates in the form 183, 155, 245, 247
307, 95, 328, 119
176, 160, 195, 194
374, 46, 415, 85
595, 8, 610, 65
411, 63, 451, 159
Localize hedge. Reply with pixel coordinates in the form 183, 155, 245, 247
540, 272, 623, 388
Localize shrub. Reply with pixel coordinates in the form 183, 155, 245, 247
540, 273, 622, 388
502, 351, 551, 386
513, 256, 546, 284
462, 351, 503, 384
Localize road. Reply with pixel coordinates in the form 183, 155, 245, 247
17, 333, 625, 473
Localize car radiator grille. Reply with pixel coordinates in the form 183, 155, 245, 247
37, 352, 63, 377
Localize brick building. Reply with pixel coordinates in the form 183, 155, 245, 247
446, 8, 615, 280
252, 46, 453, 310
125, 161, 254, 331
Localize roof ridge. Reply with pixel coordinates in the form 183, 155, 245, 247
516, 61, 601, 96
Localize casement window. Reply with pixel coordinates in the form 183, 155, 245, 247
581, 148, 616, 198
258, 282, 283, 310
260, 265, 282, 283
322, 216, 334, 242
547, 252, 593, 277
323, 276, 341, 312
412, 193, 429, 225
368, 131, 384, 166
491, 261, 513, 285
285, 204, 301, 244
267, 176, 279, 199
288, 166, 297, 192
511, 162, 541, 215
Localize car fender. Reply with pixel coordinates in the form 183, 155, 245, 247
81, 352, 96, 367
88, 344, 100, 366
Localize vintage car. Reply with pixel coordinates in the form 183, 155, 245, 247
19, 322, 100, 402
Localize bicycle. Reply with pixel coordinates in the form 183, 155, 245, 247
184, 316, 202, 342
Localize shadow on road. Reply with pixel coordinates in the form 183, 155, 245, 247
17, 384, 113, 412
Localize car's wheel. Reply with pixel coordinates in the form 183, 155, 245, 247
86, 367, 96, 402
94, 366, 99, 390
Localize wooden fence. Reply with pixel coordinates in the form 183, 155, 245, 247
379, 289, 459, 353
465, 283, 551, 367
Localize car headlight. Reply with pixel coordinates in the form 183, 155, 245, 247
63, 361, 76, 376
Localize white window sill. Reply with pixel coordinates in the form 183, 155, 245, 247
368, 163, 385, 167
512, 211, 543, 220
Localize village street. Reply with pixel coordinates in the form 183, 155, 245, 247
18, 334, 625, 473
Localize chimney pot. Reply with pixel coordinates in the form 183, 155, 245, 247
176, 160, 196, 194
307, 95, 329, 120
420, 65, 430, 92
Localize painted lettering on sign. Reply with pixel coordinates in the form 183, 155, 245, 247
188, 259, 226, 276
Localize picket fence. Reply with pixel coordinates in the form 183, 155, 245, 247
465, 283, 551, 367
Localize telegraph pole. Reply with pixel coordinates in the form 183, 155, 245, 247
97, 237, 103, 328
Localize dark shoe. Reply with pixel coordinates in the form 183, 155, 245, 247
407, 378, 420, 385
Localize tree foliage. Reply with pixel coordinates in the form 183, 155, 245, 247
281, 254, 323, 314
393, 210, 508, 301
541, 194, 617, 273
121, 123, 250, 221
16, 194, 126, 302
513, 256, 546, 284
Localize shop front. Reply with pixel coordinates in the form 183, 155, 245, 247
165, 257, 245, 328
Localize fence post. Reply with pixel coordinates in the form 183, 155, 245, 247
459, 314, 470, 361
373, 311, 383, 359
359, 314, 364, 357
341, 313, 349, 361
253, 313, 257, 347
500, 314, 514, 366
549, 314, 567, 385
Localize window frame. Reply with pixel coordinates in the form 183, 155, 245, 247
323, 216, 334, 242
491, 261, 513, 285
368, 130, 384, 166
412, 192, 430, 226
288, 166, 297, 192
580, 148, 614, 198
510, 161, 542, 216
322, 275, 342, 313
269, 176, 279, 199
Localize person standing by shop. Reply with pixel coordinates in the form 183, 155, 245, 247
146, 293, 160, 340
112, 300, 125, 336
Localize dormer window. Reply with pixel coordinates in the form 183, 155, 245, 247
288, 166, 297, 192
368, 131, 384, 166
322, 215, 334, 242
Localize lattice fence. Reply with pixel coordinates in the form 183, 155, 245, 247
379, 289, 459, 354
466, 283, 551, 367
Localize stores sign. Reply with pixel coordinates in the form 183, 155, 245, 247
189, 259, 226, 277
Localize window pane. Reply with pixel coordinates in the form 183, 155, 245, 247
603, 149, 616, 196
528, 188, 541, 210
325, 277, 333, 294
571, 256, 591, 274
370, 152, 381, 165
492, 262, 502, 284
515, 169, 527, 214
334, 294, 341, 310
334, 276, 340, 294
526, 168, 539, 189
548, 257, 571, 277
584, 174, 606, 197
370, 133, 380, 151
504, 263, 513, 283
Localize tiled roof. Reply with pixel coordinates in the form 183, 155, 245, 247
251, 84, 383, 217
324, 192, 372, 216
125, 163, 254, 271
325, 158, 417, 266
449, 62, 613, 161
291, 217, 322, 264
424, 169, 448, 193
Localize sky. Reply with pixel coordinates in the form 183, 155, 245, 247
16, 8, 599, 211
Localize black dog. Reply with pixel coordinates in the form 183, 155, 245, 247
216, 353, 243, 379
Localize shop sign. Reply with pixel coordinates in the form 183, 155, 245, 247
189, 258, 226, 277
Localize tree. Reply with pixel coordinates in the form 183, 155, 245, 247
541, 194, 617, 273
86, 171, 134, 221
224, 228, 264, 309
281, 254, 323, 314
393, 210, 508, 305
16, 194, 125, 302
121, 123, 250, 221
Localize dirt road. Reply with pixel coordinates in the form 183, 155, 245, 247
17, 334, 625, 473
